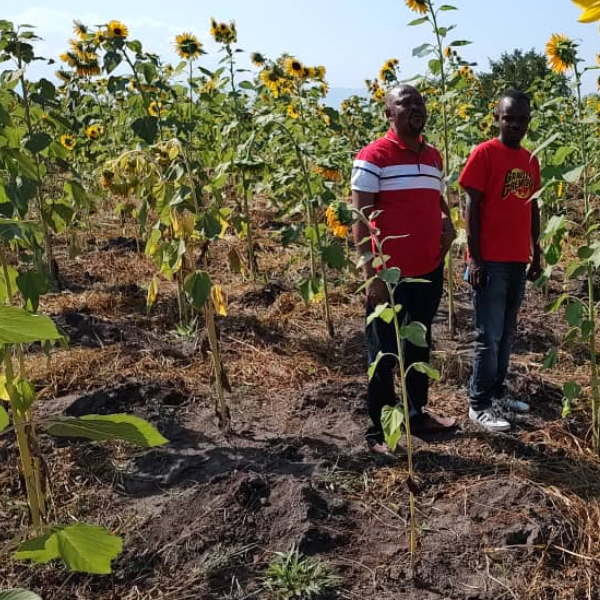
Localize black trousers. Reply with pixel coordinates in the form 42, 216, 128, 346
365, 263, 443, 437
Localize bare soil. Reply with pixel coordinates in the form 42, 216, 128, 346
2, 208, 600, 600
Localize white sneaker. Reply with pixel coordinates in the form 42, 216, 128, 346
469, 407, 511, 432
496, 396, 530, 413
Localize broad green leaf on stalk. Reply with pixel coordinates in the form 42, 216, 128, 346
23, 132, 51, 154
378, 267, 401, 285
372, 255, 390, 269
3, 177, 38, 218
0, 306, 62, 345
131, 116, 158, 145
304, 225, 318, 245
64, 180, 89, 209
580, 319, 594, 341
412, 43, 434, 58
399, 321, 428, 348
298, 277, 324, 304
46, 414, 168, 447
531, 132, 560, 159
322, 243, 346, 270
9, 151, 39, 181
449, 40, 472, 46
0, 590, 42, 600
142, 63, 157, 84
381, 405, 404, 451
542, 347, 558, 371
563, 165, 585, 184
0, 104, 12, 126
564, 327, 579, 343
368, 351, 386, 381
0, 264, 18, 304
17, 271, 48, 312
11, 378, 35, 413
238, 80, 254, 90
356, 252, 374, 269
103, 51, 122, 74
578, 245, 594, 260
411, 362, 440, 380
183, 271, 211, 309
0, 404, 9, 433
546, 292, 568, 313
126, 40, 142, 53
562, 381, 581, 402
366, 303, 394, 326
428, 59, 441, 75
16, 523, 123, 574
552, 146, 576, 166
408, 17, 428, 25
566, 261, 586, 279
544, 242, 562, 266
541, 215, 566, 240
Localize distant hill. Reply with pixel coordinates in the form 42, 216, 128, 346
324, 87, 366, 109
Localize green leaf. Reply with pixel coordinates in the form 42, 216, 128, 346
0, 590, 43, 600
552, 145, 576, 166
563, 165, 585, 184
366, 304, 395, 325
407, 17, 428, 25
183, 271, 211, 309
531, 132, 561, 159
0, 306, 63, 345
103, 51, 122, 74
411, 362, 440, 380
46, 414, 168, 447
547, 292, 568, 313
17, 271, 48, 312
399, 321, 428, 347
297, 276, 324, 304
449, 40, 472, 46
131, 116, 158, 144
565, 302, 583, 328
16, 523, 122, 574
24, 132, 52, 154
0, 264, 18, 304
428, 58, 441, 75
368, 350, 386, 381
321, 243, 346, 269
378, 267, 401, 285
439, 4, 458, 9
381, 405, 404, 451
542, 347, 558, 371
412, 43, 433, 58
0, 404, 9, 433
562, 381, 581, 401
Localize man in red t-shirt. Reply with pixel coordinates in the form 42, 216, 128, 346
352, 85, 457, 456
459, 89, 541, 432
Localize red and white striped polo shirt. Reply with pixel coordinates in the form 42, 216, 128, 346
351, 128, 444, 277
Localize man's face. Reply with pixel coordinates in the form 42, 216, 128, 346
496, 98, 530, 146
386, 87, 427, 136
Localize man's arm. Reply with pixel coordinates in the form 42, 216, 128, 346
352, 190, 386, 308
464, 187, 484, 289
527, 198, 542, 281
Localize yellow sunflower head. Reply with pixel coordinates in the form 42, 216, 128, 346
314, 65, 326, 80
107, 20, 129, 39
405, 0, 429, 14
210, 18, 237, 44
250, 52, 266, 67
175, 32, 202, 60
571, 0, 600, 23
148, 101, 167, 118
284, 57, 304, 78
72, 20, 89, 40
55, 69, 72, 83
379, 58, 399, 82
60, 134, 76, 151
287, 104, 300, 119
86, 124, 102, 141
545, 33, 578, 75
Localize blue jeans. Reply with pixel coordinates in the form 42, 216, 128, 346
366, 263, 443, 438
469, 261, 526, 411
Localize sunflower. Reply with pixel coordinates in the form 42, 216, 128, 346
72, 20, 89, 40
147, 101, 167, 117
210, 18, 237, 44
319, 81, 329, 96
60, 134, 76, 151
379, 58, 399, 82
325, 201, 353, 238
545, 33, 578, 74
86, 124, 102, 140
457, 104, 469, 120
107, 20, 128, 39
287, 104, 300, 119
250, 52, 265, 67
284, 57, 304, 78
571, 0, 600, 22
174, 32, 202, 60
260, 68, 281, 97
101, 170, 115, 190
60, 52, 78, 68
55, 69, 72, 83
94, 30, 107, 45
405, 0, 429, 14
443, 46, 452, 58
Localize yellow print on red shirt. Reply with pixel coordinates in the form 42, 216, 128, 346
501, 168, 534, 199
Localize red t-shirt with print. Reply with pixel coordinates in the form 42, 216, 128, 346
458, 137, 540, 263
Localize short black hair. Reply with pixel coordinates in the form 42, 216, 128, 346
498, 89, 531, 107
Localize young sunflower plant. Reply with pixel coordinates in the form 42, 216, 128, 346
405, 0, 472, 336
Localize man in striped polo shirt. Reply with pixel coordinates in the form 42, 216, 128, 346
352, 84, 457, 455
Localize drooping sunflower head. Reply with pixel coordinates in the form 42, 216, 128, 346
60, 134, 76, 151
405, 0, 429, 14
379, 58, 399, 82
55, 69, 72, 84
284, 57, 304, 78
250, 52, 266, 67
174, 32, 202, 60
545, 33, 578, 74
107, 20, 129, 39
314, 65, 326, 80
86, 124, 102, 141
72, 20, 89, 40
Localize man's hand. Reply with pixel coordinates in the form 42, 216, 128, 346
527, 248, 542, 281
468, 257, 485, 290
366, 277, 388, 309
440, 216, 456, 258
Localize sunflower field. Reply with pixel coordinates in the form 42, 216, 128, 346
3, 0, 600, 598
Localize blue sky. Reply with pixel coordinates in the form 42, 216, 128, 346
6, 1, 600, 95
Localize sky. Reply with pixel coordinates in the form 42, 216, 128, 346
5, 0, 600, 98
